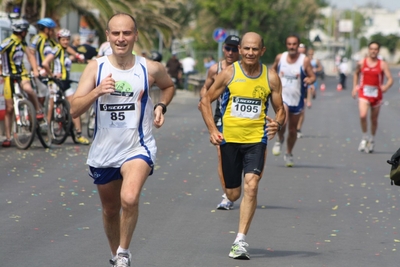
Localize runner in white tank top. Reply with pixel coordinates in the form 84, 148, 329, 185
271, 35, 315, 167
278, 51, 306, 110
88, 55, 156, 168
70, 13, 175, 267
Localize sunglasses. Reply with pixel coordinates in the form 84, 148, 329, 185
224, 46, 238, 53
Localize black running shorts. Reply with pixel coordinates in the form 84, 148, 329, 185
220, 142, 266, 189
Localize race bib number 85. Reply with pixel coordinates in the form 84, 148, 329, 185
231, 96, 262, 119
99, 103, 137, 128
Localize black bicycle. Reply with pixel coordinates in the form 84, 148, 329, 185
41, 77, 78, 145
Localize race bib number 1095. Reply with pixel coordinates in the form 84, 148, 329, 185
231, 96, 262, 119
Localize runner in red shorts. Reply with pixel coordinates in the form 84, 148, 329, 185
352, 41, 393, 153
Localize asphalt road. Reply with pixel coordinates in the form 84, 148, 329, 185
1, 68, 400, 267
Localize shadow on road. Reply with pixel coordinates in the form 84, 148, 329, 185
250, 248, 320, 259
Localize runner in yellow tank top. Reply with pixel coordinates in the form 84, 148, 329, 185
200, 32, 285, 260
221, 61, 271, 143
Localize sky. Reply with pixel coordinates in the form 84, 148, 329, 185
330, 0, 400, 10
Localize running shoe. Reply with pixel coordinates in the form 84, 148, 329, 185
272, 141, 282, 156
229, 240, 250, 260
115, 252, 131, 267
365, 140, 374, 153
284, 153, 294, 167
109, 256, 117, 267
75, 135, 90, 145
217, 194, 234, 210
358, 139, 367, 152
2, 139, 11, 147
297, 130, 303, 139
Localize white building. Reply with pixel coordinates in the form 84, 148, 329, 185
360, 8, 400, 38
309, 6, 400, 66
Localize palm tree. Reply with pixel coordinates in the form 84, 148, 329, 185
1, 0, 184, 50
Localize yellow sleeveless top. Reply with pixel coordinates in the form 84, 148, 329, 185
220, 61, 271, 144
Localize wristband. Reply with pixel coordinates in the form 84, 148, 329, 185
154, 103, 167, 114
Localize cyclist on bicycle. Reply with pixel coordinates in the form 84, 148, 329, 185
28, 18, 84, 105
0, 19, 45, 147
41, 28, 90, 145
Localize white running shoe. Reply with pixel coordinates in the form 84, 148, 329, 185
365, 140, 374, 153
229, 240, 250, 259
358, 139, 367, 152
115, 252, 131, 267
217, 194, 234, 210
297, 130, 303, 139
109, 256, 117, 267
272, 141, 282, 156
284, 153, 294, 167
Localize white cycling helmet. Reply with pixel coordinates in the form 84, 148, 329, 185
12, 19, 30, 33
57, 29, 71, 39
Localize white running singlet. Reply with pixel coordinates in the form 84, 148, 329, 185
87, 56, 157, 168
278, 52, 306, 107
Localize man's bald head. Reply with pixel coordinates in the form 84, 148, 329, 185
241, 32, 264, 49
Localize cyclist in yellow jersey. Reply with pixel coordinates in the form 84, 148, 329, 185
200, 32, 285, 260
0, 19, 45, 147
41, 29, 90, 145
28, 18, 84, 103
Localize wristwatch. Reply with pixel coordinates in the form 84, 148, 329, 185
154, 103, 167, 114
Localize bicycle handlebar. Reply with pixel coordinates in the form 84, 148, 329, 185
39, 76, 79, 84
1, 73, 35, 78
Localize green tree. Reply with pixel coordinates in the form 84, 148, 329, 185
1, 0, 183, 50
370, 33, 400, 54
197, 0, 323, 63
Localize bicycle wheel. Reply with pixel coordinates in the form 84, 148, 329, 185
12, 99, 37, 149
50, 99, 72, 145
70, 121, 78, 144
36, 93, 53, 148
86, 105, 95, 138
36, 117, 53, 148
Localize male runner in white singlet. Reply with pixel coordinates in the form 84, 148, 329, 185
70, 13, 175, 267
271, 35, 315, 167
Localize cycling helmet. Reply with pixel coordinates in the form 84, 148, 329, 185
57, 29, 71, 38
37, 17, 56, 28
150, 50, 162, 62
12, 19, 30, 33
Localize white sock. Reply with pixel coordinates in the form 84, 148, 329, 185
111, 253, 116, 260
117, 246, 130, 255
362, 133, 369, 140
234, 233, 246, 243
223, 193, 228, 199
370, 135, 374, 142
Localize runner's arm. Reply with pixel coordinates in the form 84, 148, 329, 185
199, 65, 233, 144
303, 57, 316, 85
70, 60, 113, 118
199, 62, 218, 98
316, 59, 323, 73
380, 61, 393, 93
268, 68, 286, 128
271, 54, 281, 72
352, 61, 362, 98
146, 59, 175, 128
